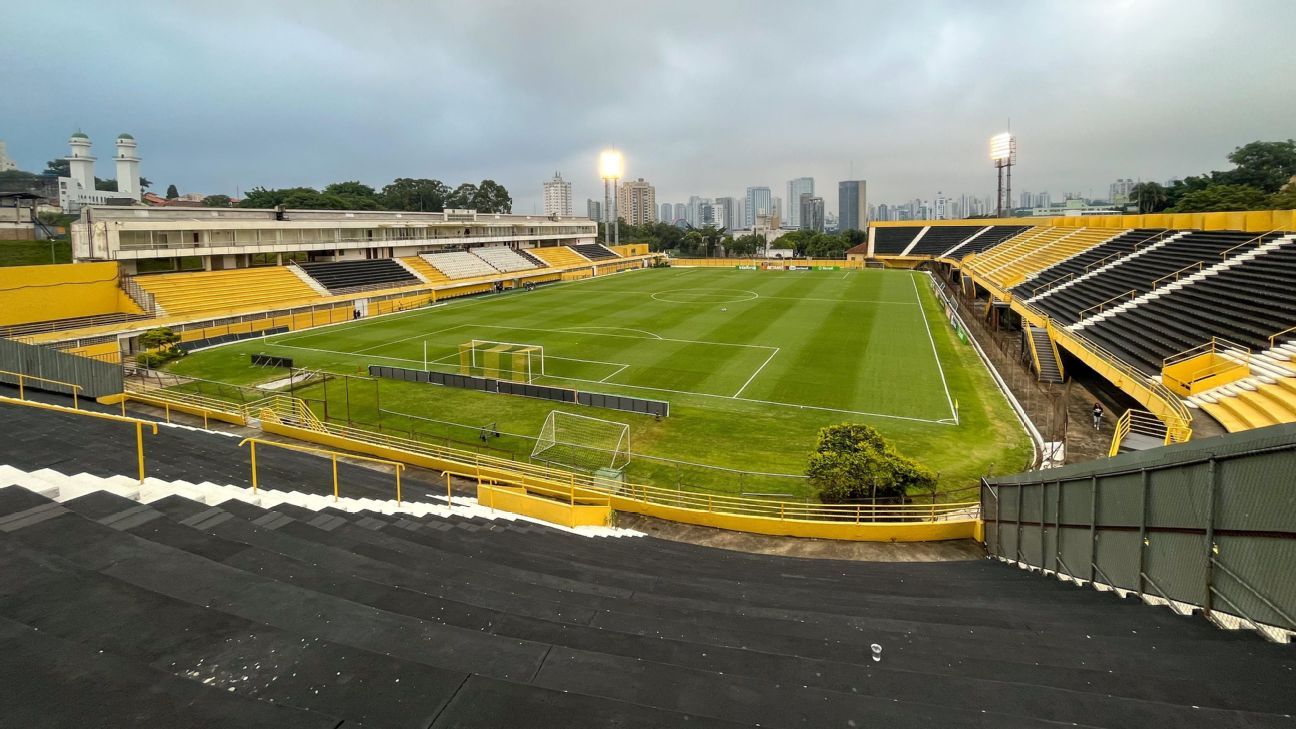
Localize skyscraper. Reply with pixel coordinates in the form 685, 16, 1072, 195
786, 177, 814, 228
799, 194, 824, 232
744, 186, 771, 227
838, 180, 867, 232
616, 178, 657, 226
714, 196, 738, 229
673, 203, 686, 224
586, 198, 602, 221
1109, 178, 1135, 205
934, 191, 948, 220
687, 195, 704, 227
660, 202, 672, 222
542, 172, 572, 216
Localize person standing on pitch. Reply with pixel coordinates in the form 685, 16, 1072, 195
1091, 402, 1104, 431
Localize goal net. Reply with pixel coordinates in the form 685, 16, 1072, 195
531, 410, 631, 472
458, 339, 544, 382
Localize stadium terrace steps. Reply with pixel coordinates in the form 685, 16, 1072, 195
945, 225, 1033, 259
399, 255, 452, 284
134, 267, 323, 317
471, 246, 542, 273
872, 226, 922, 255
904, 226, 983, 257
1028, 229, 1278, 325
421, 250, 500, 279
1027, 326, 1064, 384
1016, 229, 1170, 301
572, 243, 620, 260
296, 258, 420, 294
529, 246, 589, 267
1071, 235, 1296, 374
1, 467, 1294, 727
969, 228, 1123, 290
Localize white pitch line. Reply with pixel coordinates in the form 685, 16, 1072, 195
911, 272, 958, 423
732, 348, 779, 398
354, 323, 468, 354
598, 363, 630, 383
465, 322, 778, 351
560, 326, 664, 340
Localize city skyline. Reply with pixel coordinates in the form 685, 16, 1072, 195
3, 1, 1293, 217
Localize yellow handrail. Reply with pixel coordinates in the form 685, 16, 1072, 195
1219, 229, 1276, 260
237, 437, 406, 504
0, 370, 82, 409
1268, 325, 1296, 350
0, 395, 158, 482
1076, 289, 1138, 320
1150, 260, 1203, 289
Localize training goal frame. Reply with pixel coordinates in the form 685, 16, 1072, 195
531, 410, 631, 472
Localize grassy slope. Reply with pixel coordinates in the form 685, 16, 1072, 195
166, 267, 1031, 497
0, 239, 71, 267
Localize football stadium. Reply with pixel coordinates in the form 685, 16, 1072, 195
2, 3, 1295, 725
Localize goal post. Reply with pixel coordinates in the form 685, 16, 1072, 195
457, 339, 544, 382
531, 410, 631, 472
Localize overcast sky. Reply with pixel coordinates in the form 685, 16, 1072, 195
3, 0, 1293, 214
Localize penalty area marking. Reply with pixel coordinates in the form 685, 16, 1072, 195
911, 272, 958, 423
560, 326, 663, 340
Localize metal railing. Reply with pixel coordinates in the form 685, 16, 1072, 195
1150, 260, 1204, 289
0, 369, 82, 409
0, 395, 158, 482
1219, 229, 1278, 260
1076, 289, 1138, 320
246, 394, 978, 524
1108, 409, 1191, 457
1267, 325, 1296, 350
238, 437, 406, 504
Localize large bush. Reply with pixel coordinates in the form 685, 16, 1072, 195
806, 423, 936, 503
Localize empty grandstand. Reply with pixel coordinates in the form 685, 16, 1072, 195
420, 251, 500, 279
572, 243, 619, 260
296, 259, 421, 294
528, 245, 589, 267
471, 246, 542, 272
134, 267, 322, 317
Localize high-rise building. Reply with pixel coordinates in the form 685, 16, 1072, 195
786, 177, 814, 228
686, 195, 704, 227
744, 186, 771, 227
616, 178, 657, 226
660, 202, 672, 223
672, 203, 686, 224
0, 141, 15, 172
935, 191, 948, 220
799, 194, 825, 232
713, 196, 739, 230
586, 198, 602, 221
1109, 178, 1135, 205
542, 172, 572, 216
838, 180, 867, 231
772, 196, 782, 224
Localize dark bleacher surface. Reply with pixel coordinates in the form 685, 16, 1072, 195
1012, 229, 1167, 298
297, 259, 419, 294
1, 396, 1294, 728
872, 226, 921, 255
573, 243, 618, 260
953, 225, 1031, 257
1079, 241, 1296, 374
516, 248, 546, 267
906, 226, 985, 257
1030, 230, 1284, 325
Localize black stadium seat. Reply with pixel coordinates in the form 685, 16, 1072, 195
296, 259, 420, 294
906, 226, 985, 257
573, 243, 619, 260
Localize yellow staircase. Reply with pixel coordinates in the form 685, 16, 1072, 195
135, 267, 323, 317
1191, 377, 1296, 432
529, 246, 588, 268
399, 256, 452, 284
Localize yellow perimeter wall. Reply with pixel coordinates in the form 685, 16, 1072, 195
870, 209, 1296, 233
0, 262, 142, 326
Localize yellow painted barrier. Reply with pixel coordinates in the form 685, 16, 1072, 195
1161, 339, 1251, 397
477, 482, 611, 528
0, 370, 82, 409
237, 437, 405, 505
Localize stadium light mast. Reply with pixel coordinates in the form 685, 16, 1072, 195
599, 149, 624, 244
990, 132, 1016, 218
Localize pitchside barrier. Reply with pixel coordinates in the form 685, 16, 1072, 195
184, 326, 289, 352
251, 354, 294, 368
369, 364, 667, 416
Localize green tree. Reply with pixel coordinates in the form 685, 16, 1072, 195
323, 181, 377, 198
806, 423, 936, 505
1169, 184, 1271, 213
447, 182, 478, 209
680, 230, 705, 256
202, 194, 233, 207
1130, 181, 1169, 214
473, 179, 513, 213
1268, 186, 1296, 210
165, 184, 179, 199
728, 233, 764, 256
44, 159, 70, 177
1213, 140, 1296, 193
381, 178, 449, 211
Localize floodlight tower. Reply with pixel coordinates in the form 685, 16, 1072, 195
599, 149, 624, 244
990, 132, 1016, 217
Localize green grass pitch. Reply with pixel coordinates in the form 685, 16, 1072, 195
166, 266, 1032, 499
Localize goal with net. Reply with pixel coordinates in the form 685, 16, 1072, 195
457, 339, 545, 382
531, 410, 631, 472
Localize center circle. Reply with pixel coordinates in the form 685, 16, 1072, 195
651, 288, 759, 304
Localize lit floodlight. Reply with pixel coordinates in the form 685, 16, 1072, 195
599, 149, 624, 180
990, 133, 1015, 163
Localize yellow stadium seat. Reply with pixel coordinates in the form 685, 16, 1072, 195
135, 266, 323, 318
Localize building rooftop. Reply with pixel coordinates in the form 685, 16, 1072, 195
69, 132, 89, 140
117, 133, 134, 140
